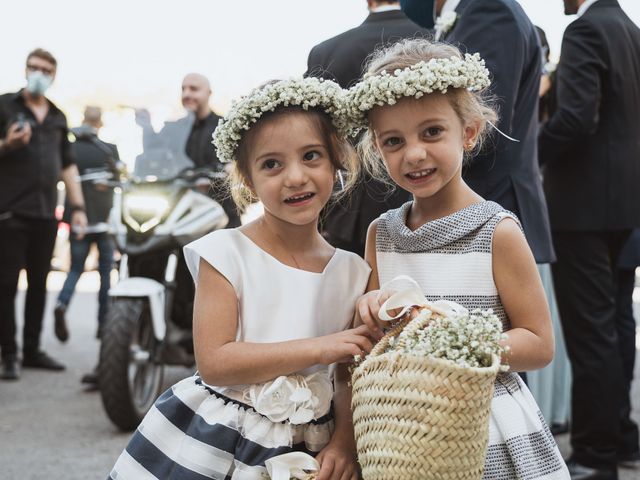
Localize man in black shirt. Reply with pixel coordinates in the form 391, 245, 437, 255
0, 48, 87, 380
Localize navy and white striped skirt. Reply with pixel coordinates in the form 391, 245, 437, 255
108, 375, 334, 480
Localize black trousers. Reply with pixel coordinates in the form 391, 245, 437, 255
0, 215, 57, 358
615, 267, 640, 457
552, 230, 637, 470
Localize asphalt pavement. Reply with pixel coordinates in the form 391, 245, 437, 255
0, 273, 192, 480
1, 271, 639, 479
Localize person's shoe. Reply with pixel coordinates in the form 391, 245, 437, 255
550, 421, 570, 435
618, 451, 640, 469
1, 355, 20, 380
81, 370, 98, 386
22, 350, 65, 371
566, 460, 618, 480
54, 302, 69, 342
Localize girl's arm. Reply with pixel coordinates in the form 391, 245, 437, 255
194, 258, 374, 386
493, 218, 555, 372
315, 363, 358, 480
354, 220, 386, 339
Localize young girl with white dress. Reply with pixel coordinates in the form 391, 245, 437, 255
108, 78, 372, 480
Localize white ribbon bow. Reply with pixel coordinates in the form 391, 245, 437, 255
378, 275, 468, 322
265, 452, 319, 480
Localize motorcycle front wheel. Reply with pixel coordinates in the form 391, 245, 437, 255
98, 298, 164, 431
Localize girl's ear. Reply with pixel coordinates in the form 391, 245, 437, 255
245, 180, 256, 196
242, 174, 256, 196
463, 120, 482, 151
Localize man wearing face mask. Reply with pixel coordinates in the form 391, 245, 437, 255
0, 48, 87, 380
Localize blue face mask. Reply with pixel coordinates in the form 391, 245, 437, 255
26, 71, 53, 97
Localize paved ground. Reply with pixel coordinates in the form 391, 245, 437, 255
0, 275, 193, 480
1, 271, 639, 479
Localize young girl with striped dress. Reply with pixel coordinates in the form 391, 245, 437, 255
354, 39, 570, 479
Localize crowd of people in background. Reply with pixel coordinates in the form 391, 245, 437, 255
1, 0, 639, 479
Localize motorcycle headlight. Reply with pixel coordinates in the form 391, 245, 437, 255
123, 194, 170, 233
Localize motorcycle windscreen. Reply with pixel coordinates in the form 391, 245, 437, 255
133, 112, 196, 181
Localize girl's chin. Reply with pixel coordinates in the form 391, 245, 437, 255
264, 208, 321, 226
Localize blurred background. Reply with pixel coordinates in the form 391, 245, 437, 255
1, 0, 638, 169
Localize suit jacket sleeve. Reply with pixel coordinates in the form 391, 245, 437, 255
539, 19, 604, 164
450, 2, 526, 139
305, 44, 336, 81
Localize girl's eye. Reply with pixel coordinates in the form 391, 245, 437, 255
303, 150, 321, 161
262, 159, 280, 170
383, 137, 402, 147
425, 127, 443, 137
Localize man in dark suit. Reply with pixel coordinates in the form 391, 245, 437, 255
401, 0, 554, 265
539, 0, 640, 477
306, 0, 428, 257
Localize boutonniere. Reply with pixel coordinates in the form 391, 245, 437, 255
434, 11, 458, 41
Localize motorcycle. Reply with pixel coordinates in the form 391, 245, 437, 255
98, 113, 228, 431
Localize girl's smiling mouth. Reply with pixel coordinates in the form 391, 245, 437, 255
284, 192, 316, 205
406, 168, 437, 182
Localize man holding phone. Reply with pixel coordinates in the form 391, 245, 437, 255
0, 48, 87, 380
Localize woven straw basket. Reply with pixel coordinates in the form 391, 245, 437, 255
351, 316, 501, 480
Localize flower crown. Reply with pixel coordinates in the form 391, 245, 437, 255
213, 77, 350, 164
346, 53, 491, 134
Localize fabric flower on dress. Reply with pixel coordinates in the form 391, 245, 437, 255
212, 77, 350, 163
434, 11, 458, 41
247, 372, 333, 425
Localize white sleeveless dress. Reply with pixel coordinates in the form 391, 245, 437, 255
109, 229, 371, 480
376, 201, 570, 480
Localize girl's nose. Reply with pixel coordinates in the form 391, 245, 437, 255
405, 143, 427, 165
284, 162, 309, 187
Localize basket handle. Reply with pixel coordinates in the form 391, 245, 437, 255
369, 277, 469, 357
369, 316, 411, 357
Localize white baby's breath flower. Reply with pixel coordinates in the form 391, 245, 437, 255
213, 77, 350, 164
346, 53, 491, 136
390, 308, 506, 369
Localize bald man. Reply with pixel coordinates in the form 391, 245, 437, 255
182, 73, 240, 227
137, 73, 240, 227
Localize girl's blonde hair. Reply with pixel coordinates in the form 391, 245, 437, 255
227, 106, 359, 210
357, 39, 498, 179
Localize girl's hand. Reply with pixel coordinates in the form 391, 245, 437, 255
315, 438, 358, 480
355, 290, 397, 340
314, 325, 375, 365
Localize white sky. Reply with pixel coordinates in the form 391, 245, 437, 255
1, 0, 639, 161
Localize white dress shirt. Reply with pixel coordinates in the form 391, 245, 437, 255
577, 0, 600, 17
370, 4, 401, 13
